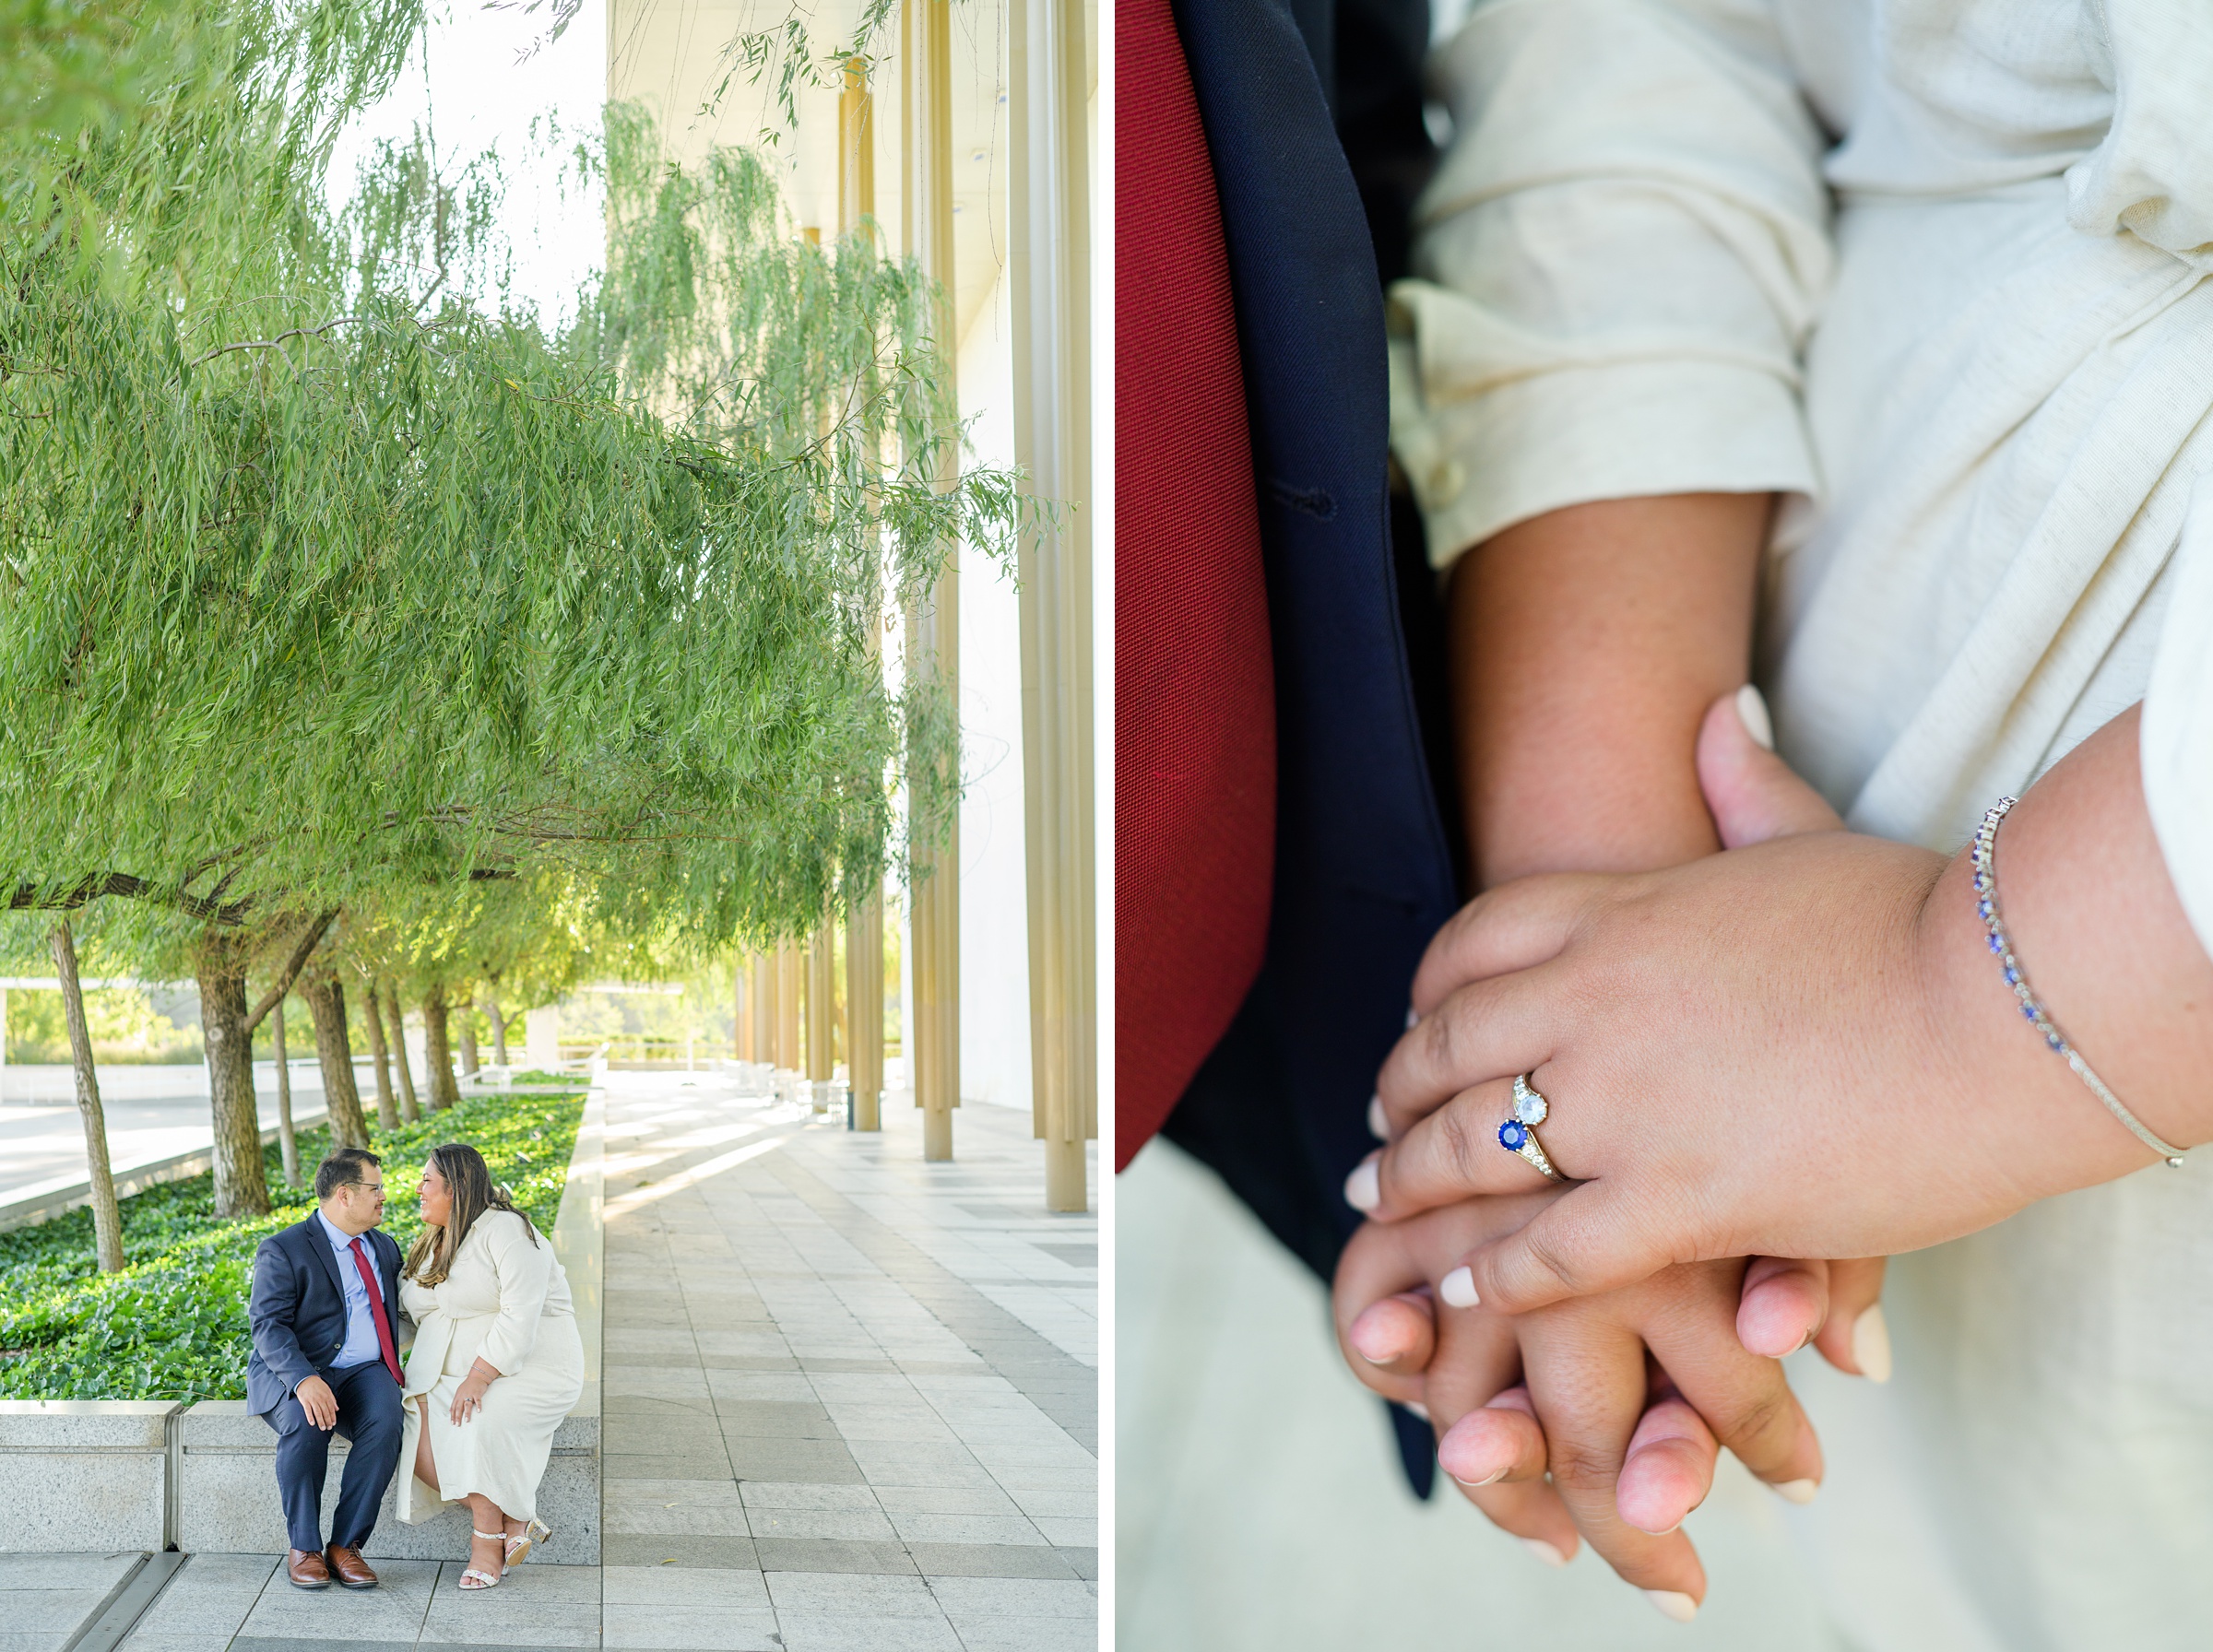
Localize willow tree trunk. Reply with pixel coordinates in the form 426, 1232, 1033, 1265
421, 989, 460, 1110
299, 974, 371, 1148
361, 979, 398, 1129
195, 958, 271, 1218
272, 1001, 300, 1187
382, 983, 420, 1121
457, 1003, 479, 1078
52, 923, 124, 1271
485, 983, 508, 1066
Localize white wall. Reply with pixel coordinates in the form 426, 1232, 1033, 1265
955, 266, 1033, 1114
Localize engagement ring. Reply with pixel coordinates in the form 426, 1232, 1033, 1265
1497, 1075, 1563, 1181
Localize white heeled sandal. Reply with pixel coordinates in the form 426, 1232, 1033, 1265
504, 1517, 551, 1566
459, 1530, 506, 1590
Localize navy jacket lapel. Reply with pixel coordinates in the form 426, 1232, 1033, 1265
298, 1213, 347, 1308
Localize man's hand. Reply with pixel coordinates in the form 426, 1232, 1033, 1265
295, 1374, 337, 1431
1334, 1198, 1825, 1619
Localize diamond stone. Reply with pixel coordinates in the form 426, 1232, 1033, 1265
1513, 1081, 1548, 1127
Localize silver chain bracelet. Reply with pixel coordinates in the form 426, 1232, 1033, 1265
1972, 796, 2185, 1167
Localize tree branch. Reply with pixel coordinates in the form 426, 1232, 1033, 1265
243, 908, 340, 1033
5, 873, 254, 926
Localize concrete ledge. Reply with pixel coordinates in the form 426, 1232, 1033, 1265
174, 1402, 599, 1562
0, 1401, 178, 1552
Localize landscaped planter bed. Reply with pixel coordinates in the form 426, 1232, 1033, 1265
0, 1088, 583, 1401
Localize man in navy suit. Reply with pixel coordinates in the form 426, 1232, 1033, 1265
248, 1145, 407, 1590
1120, 0, 1457, 1495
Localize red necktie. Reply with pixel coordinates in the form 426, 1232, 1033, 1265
1116, 0, 1276, 1170
349, 1236, 404, 1388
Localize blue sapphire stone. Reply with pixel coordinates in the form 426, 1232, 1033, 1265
1498, 1120, 1527, 1151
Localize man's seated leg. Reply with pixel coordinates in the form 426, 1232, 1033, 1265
266, 1388, 336, 1574
327, 1363, 403, 1568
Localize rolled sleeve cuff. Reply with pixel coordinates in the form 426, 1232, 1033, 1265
1392, 356, 1820, 570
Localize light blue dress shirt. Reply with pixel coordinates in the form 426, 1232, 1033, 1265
314, 1210, 386, 1371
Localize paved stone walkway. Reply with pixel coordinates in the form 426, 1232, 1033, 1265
73, 1070, 1095, 1652
598, 1071, 1097, 1650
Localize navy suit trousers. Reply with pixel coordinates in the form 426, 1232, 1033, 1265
264, 1361, 403, 1552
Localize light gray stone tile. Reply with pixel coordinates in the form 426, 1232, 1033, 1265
925, 1575, 1095, 1618
1002, 1486, 1095, 1519
1029, 1516, 1096, 1546
741, 1509, 897, 1543
115, 1634, 240, 1652
599, 1538, 757, 1572
901, 1545, 1077, 1581
734, 1483, 881, 1513
601, 1567, 769, 1607
938, 1615, 1095, 1652
0, 1554, 146, 1591
0, 1591, 128, 1632
725, 1440, 863, 1485
602, 1480, 744, 1509
750, 1540, 914, 1576
762, 1571, 940, 1615
598, 1606, 781, 1650
604, 1504, 750, 1540
702, 1372, 816, 1404
770, 1614, 962, 1652
603, 1455, 733, 1482
886, 1513, 1045, 1547
870, 1485, 1021, 1516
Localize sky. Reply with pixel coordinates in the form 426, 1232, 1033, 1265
326, 0, 611, 326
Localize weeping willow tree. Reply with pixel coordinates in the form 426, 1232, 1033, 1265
0, 0, 1015, 1215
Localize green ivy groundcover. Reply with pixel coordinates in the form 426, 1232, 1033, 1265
0, 1087, 584, 1402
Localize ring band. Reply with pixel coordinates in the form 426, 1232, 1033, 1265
1497, 1075, 1563, 1182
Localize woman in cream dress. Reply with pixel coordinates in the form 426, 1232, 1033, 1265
1368, 1, 2213, 1646
398, 1143, 584, 1590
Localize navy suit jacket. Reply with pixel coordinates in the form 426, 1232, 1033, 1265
1159, 0, 1460, 1495
246, 1216, 405, 1418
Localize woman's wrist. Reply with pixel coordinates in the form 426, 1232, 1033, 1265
1909, 714, 2213, 1196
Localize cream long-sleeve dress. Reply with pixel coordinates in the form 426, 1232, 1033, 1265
1390, 3, 2213, 1647
397, 1209, 583, 1526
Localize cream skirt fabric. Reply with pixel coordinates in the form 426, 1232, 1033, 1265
399, 1310, 582, 1523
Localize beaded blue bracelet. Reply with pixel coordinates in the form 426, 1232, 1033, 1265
1972, 796, 2185, 1167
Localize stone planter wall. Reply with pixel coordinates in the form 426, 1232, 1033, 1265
0, 1090, 603, 1561
0, 1400, 178, 1552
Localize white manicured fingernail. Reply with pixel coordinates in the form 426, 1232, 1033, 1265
1343, 1155, 1380, 1212
1852, 1304, 1893, 1383
1521, 1539, 1568, 1568
1771, 1478, 1818, 1504
1734, 683, 1775, 750
1406, 1006, 1419, 1029
1452, 1465, 1506, 1488
1439, 1266, 1479, 1308
1368, 1095, 1387, 1139
1404, 1400, 1429, 1422
1645, 1589, 1699, 1623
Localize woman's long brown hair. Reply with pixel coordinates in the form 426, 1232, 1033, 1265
404, 1141, 539, 1285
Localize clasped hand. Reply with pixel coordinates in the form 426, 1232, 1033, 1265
1333, 697, 1905, 1607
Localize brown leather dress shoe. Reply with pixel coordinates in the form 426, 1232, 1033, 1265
324, 1545, 379, 1590
287, 1548, 330, 1589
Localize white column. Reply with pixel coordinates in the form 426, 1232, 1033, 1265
1011, 0, 1097, 1210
